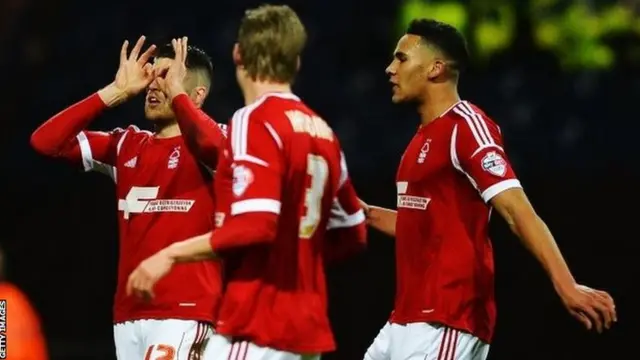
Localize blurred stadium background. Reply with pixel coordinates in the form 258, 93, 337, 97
1, 0, 638, 358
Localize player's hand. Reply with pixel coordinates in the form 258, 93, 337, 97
559, 283, 616, 333
126, 250, 174, 301
358, 198, 370, 219
155, 36, 189, 100
101, 36, 156, 106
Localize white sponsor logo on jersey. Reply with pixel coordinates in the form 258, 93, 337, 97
118, 186, 195, 219
397, 195, 431, 210
481, 151, 507, 177
232, 165, 254, 197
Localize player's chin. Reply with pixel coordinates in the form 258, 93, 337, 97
144, 107, 174, 122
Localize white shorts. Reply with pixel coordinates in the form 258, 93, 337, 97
364, 322, 489, 360
113, 319, 213, 360
203, 336, 321, 360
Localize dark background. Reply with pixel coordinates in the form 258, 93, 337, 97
2, 0, 638, 358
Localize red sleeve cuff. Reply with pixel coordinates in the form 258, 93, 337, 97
210, 213, 278, 252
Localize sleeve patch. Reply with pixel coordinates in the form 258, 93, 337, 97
481, 151, 507, 177
232, 164, 254, 197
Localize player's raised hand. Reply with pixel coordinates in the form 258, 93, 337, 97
114, 35, 157, 95
559, 283, 616, 333
126, 250, 174, 301
99, 36, 156, 107
155, 36, 189, 100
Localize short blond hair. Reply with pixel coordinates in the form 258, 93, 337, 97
238, 4, 307, 83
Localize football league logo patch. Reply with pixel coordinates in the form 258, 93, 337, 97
232, 165, 254, 197
481, 151, 507, 177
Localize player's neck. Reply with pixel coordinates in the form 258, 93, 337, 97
242, 81, 292, 106
418, 86, 460, 126
154, 121, 181, 139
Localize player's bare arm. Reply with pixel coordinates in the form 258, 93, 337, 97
491, 187, 617, 333
127, 212, 279, 299
360, 199, 397, 237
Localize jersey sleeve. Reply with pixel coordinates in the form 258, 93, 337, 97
327, 152, 366, 230
76, 128, 127, 176
324, 151, 367, 263
30, 92, 125, 178
228, 109, 283, 216
452, 104, 521, 202
172, 94, 227, 170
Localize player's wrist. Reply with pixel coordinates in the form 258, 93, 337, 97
97, 83, 129, 107
162, 245, 178, 261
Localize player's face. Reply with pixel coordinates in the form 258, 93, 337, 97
144, 57, 176, 122
386, 34, 431, 103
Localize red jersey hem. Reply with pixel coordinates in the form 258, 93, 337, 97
113, 312, 215, 325
390, 315, 492, 344
216, 327, 335, 354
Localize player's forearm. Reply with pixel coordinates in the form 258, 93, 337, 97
165, 232, 218, 263
30, 91, 108, 156
509, 209, 576, 295
367, 206, 397, 237
172, 94, 225, 168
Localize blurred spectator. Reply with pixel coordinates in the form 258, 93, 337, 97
0, 246, 48, 360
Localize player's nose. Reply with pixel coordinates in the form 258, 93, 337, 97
148, 78, 160, 90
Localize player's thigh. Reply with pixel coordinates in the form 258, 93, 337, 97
114, 321, 144, 360
390, 323, 489, 360
143, 319, 213, 360
226, 341, 320, 360
364, 322, 392, 360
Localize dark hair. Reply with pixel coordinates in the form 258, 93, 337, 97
407, 19, 469, 72
155, 43, 214, 80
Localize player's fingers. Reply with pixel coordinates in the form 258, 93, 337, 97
569, 309, 592, 330
181, 36, 188, 64
142, 63, 154, 79
130, 35, 146, 60
581, 303, 604, 333
126, 271, 141, 296
120, 40, 129, 65
138, 44, 157, 65
171, 38, 178, 58
125, 275, 134, 296
593, 295, 615, 329
595, 290, 616, 311
173, 38, 182, 62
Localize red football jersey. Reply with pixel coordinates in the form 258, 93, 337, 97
77, 125, 224, 323
213, 93, 366, 353
31, 93, 226, 324
392, 101, 521, 343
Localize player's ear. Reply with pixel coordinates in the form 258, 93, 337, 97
191, 86, 208, 107
427, 59, 446, 80
232, 43, 242, 66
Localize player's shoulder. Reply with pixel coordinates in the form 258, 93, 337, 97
446, 101, 500, 134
